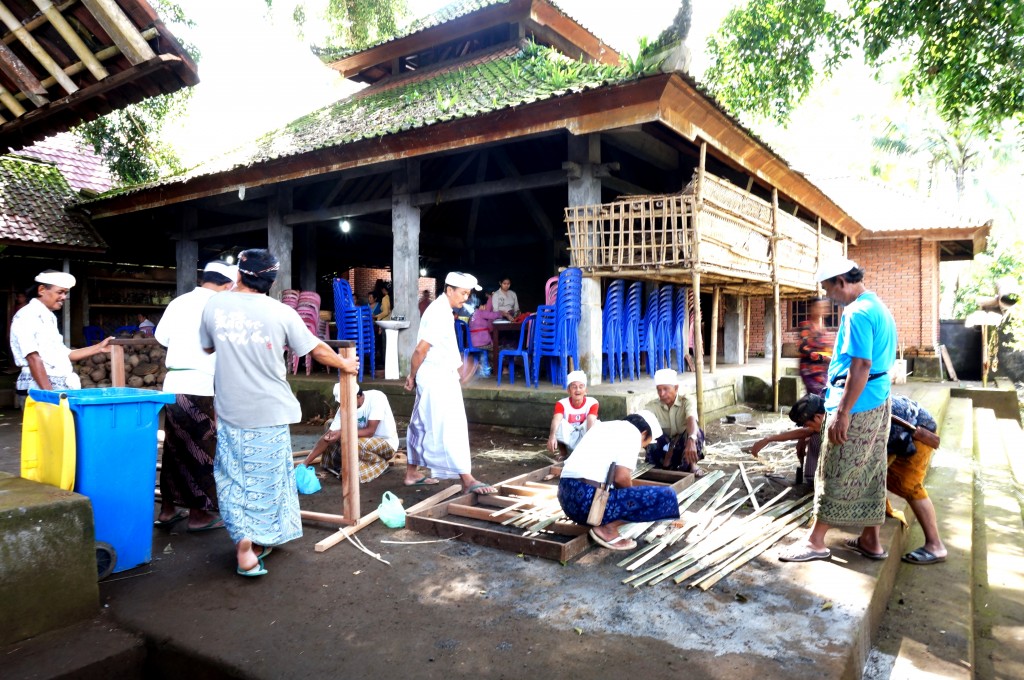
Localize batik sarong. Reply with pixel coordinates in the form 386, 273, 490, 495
405, 364, 471, 479
321, 427, 396, 483
160, 394, 218, 512
214, 422, 302, 546
813, 400, 891, 527
557, 477, 680, 526
644, 429, 705, 472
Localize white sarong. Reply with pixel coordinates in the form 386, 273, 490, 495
406, 364, 471, 478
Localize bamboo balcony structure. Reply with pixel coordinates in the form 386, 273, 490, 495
564, 170, 844, 297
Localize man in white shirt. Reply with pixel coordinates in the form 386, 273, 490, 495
10, 270, 111, 396
303, 385, 399, 483
404, 271, 496, 494
152, 261, 236, 531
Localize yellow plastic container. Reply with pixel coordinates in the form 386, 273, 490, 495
20, 394, 77, 490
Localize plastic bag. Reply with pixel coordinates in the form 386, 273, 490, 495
378, 491, 406, 528
294, 464, 321, 495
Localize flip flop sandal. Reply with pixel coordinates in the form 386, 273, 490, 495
404, 475, 439, 487
187, 517, 226, 533
154, 510, 188, 527
465, 482, 498, 496
588, 529, 637, 551
902, 547, 946, 565
236, 563, 268, 577
844, 537, 888, 561
779, 547, 832, 562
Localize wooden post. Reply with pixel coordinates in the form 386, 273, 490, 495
337, 341, 360, 523
815, 217, 822, 296
691, 272, 705, 429
110, 345, 125, 387
710, 285, 720, 373
771, 189, 781, 412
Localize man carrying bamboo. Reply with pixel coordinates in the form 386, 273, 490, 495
779, 257, 897, 563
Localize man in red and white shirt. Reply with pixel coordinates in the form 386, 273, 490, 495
547, 370, 600, 460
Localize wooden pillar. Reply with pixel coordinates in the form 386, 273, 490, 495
393, 160, 421, 376
299, 226, 317, 291
723, 293, 744, 364
771, 188, 781, 412
568, 133, 603, 385
268, 188, 293, 298
176, 207, 198, 296
691, 271, 704, 428
815, 217, 822, 296
338, 343, 360, 522
744, 297, 751, 364
710, 285, 720, 372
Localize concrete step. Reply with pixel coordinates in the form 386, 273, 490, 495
865, 396, 974, 679
972, 410, 1024, 679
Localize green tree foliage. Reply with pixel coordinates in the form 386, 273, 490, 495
74, 0, 198, 187
706, 0, 1024, 132
266, 0, 406, 52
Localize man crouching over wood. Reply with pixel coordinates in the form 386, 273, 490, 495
557, 411, 681, 552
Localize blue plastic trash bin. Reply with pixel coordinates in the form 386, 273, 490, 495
30, 387, 175, 575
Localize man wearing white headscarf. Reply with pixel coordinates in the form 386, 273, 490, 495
644, 368, 705, 472
404, 271, 497, 495
10, 270, 111, 395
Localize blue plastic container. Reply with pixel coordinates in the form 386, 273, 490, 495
30, 387, 175, 574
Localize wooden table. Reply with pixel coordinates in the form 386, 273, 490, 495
489, 320, 523, 370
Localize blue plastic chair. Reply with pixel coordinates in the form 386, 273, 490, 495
498, 314, 535, 387
455, 319, 488, 367
602, 280, 625, 383
531, 305, 570, 387
672, 287, 689, 372
114, 325, 139, 336
83, 325, 105, 345
622, 281, 643, 380
336, 305, 375, 382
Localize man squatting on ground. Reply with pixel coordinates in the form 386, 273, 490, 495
200, 249, 359, 577
644, 368, 705, 473
153, 260, 237, 532
780, 256, 898, 563
557, 411, 682, 551
546, 369, 599, 461
753, 392, 947, 565
404, 271, 496, 495
302, 383, 399, 484
10, 270, 111, 395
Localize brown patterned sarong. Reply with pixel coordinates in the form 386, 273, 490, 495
321, 423, 396, 483
160, 394, 218, 512
813, 400, 891, 527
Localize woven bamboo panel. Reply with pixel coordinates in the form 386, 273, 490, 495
685, 173, 774, 229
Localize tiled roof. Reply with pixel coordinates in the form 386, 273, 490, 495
811, 176, 990, 232
89, 42, 640, 200
0, 156, 107, 250
315, 0, 513, 62
15, 133, 115, 195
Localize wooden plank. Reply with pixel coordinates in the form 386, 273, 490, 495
109, 344, 125, 387
0, 40, 47, 106
446, 504, 585, 537
337, 345, 359, 522
940, 344, 959, 382
404, 514, 583, 562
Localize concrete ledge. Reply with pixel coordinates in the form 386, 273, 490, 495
0, 473, 99, 646
951, 385, 1021, 424
2, 616, 145, 680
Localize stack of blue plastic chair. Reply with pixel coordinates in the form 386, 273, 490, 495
656, 285, 676, 372
498, 314, 535, 387
622, 281, 643, 380
671, 286, 689, 372
530, 305, 565, 387
454, 319, 488, 368
333, 278, 374, 382
602, 279, 625, 383
556, 267, 582, 370
640, 288, 661, 376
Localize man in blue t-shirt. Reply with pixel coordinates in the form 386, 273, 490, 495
781, 256, 898, 563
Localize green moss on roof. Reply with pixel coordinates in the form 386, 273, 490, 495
89, 43, 651, 201
314, 0, 514, 63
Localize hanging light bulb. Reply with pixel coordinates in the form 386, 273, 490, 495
419, 268, 427, 277
340, 220, 351, 233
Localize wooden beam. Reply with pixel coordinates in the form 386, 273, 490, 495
464, 150, 488, 264
284, 197, 393, 226
771, 188, 781, 412
710, 285, 719, 373
411, 168, 566, 208
605, 128, 679, 170
0, 40, 48, 107
338, 345, 359, 523
31, 0, 109, 81
80, 0, 156, 65
0, 0, 78, 94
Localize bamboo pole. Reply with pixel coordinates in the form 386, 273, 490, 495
31, 0, 109, 80
744, 296, 751, 364
0, 0, 78, 93
771, 188, 781, 413
691, 273, 704, 428
815, 217, 823, 296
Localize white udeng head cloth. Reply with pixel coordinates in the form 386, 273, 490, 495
204, 261, 238, 281
566, 370, 587, 386
35, 271, 76, 288
814, 256, 859, 283
653, 368, 679, 387
635, 409, 663, 441
444, 271, 482, 291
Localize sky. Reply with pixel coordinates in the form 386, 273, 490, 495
161, 0, 744, 167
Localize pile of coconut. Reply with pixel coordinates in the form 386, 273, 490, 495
75, 341, 167, 390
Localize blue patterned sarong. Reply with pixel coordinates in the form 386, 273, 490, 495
557, 478, 680, 525
214, 422, 302, 547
